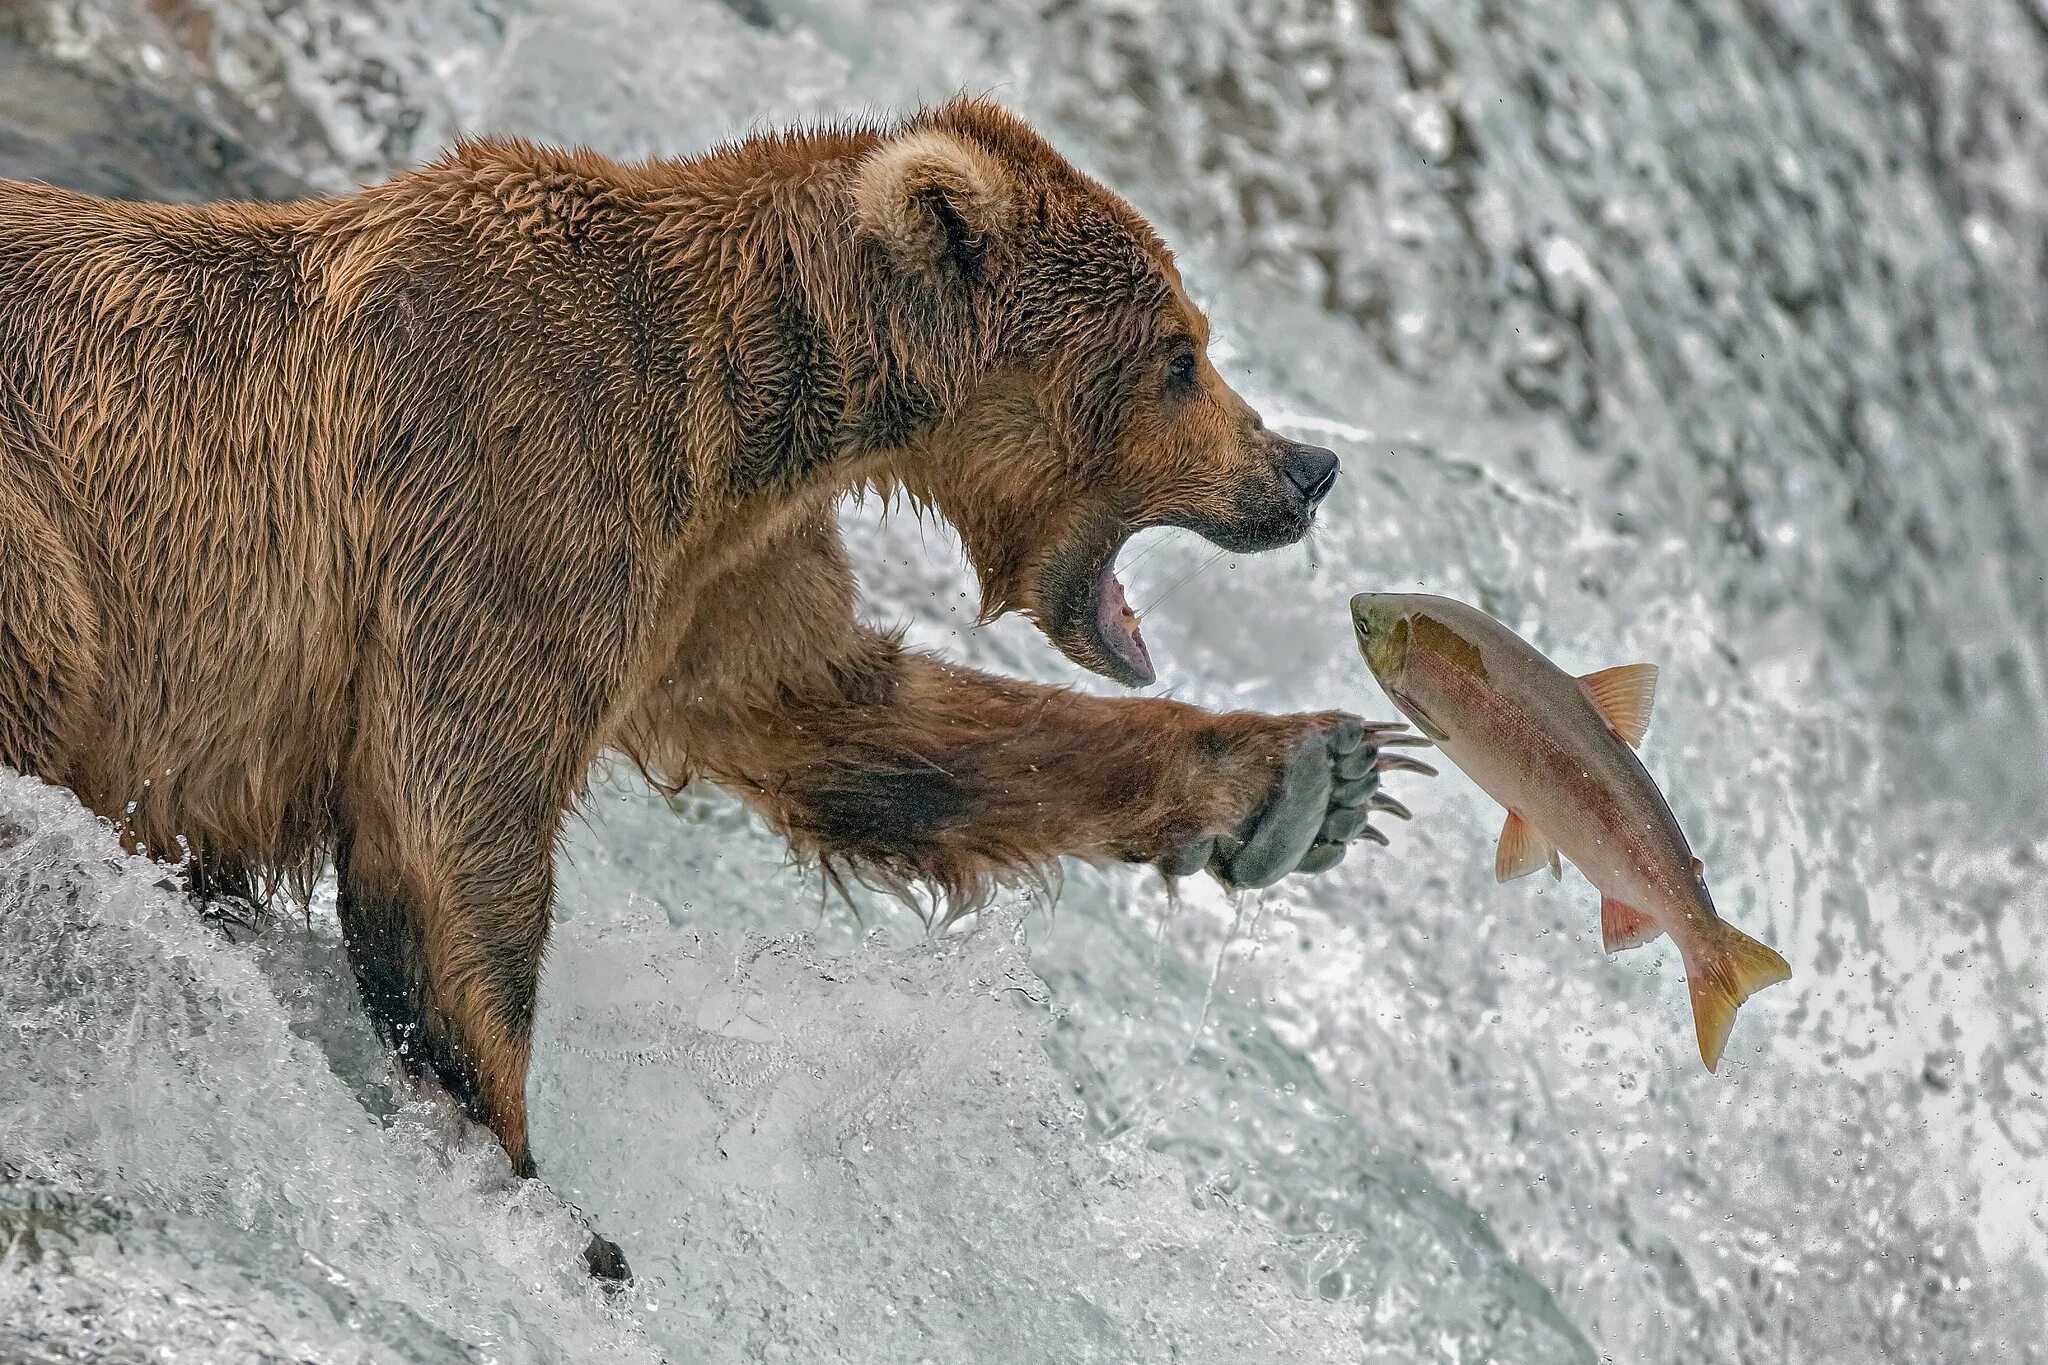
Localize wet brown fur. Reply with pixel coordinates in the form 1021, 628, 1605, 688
0, 98, 1337, 1177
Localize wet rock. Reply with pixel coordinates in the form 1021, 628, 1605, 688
0, 34, 303, 201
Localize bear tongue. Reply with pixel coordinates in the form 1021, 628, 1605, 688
1094, 563, 1155, 684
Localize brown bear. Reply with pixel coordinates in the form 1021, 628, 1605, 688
0, 96, 1425, 1278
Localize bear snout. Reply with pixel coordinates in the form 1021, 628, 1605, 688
1168, 437, 1339, 554
1278, 442, 1340, 509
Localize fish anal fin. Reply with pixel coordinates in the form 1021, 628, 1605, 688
1579, 664, 1659, 747
1685, 922, 1793, 1071
1495, 811, 1557, 883
1600, 895, 1662, 953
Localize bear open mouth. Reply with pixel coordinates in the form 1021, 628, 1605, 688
1037, 485, 1320, 688
1029, 511, 1182, 689
1089, 551, 1154, 686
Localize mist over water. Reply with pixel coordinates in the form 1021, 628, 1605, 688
3, 1, 2044, 1360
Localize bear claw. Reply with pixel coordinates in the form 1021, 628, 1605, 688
1180, 714, 1430, 891
1295, 841, 1347, 874
1318, 807, 1370, 842
1331, 774, 1379, 805
1333, 746, 1377, 781
1156, 836, 1216, 878
585, 1232, 632, 1284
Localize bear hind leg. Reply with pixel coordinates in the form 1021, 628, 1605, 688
0, 489, 99, 781
333, 831, 631, 1282
333, 836, 532, 1162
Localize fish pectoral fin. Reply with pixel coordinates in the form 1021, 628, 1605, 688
1494, 811, 1558, 883
1599, 895, 1662, 953
1578, 663, 1659, 747
1684, 922, 1794, 1072
1385, 683, 1451, 743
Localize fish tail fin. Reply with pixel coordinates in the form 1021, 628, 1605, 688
1684, 922, 1792, 1072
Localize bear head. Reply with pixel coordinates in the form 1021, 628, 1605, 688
851, 98, 1338, 688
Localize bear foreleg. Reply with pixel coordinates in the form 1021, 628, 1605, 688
703, 635, 1421, 906
334, 746, 632, 1281
333, 826, 550, 1174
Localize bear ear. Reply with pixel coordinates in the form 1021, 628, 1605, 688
851, 130, 1017, 285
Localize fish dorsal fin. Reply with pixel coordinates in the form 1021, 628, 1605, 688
1578, 664, 1659, 747
1496, 811, 1561, 883
1600, 895, 1663, 953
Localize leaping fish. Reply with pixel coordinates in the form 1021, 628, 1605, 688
1350, 592, 1790, 1071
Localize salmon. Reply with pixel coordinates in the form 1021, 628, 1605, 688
1350, 592, 1790, 1071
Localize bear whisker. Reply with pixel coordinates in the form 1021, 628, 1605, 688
1134, 546, 1229, 616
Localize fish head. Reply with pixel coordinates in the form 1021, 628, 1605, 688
1351, 593, 1487, 743
1349, 593, 1419, 682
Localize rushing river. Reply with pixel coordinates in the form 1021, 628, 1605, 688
3, 0, 2044, 1360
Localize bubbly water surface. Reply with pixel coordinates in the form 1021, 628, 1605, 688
4, 1, 2045, 1360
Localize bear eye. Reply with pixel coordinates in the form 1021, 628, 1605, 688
1164, 351, 1199, 397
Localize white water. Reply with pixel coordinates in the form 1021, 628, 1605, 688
5, 1, 2046, 1360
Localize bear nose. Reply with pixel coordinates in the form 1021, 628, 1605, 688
1279, 442, 1340, 508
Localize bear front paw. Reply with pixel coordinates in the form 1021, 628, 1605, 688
1159, 715, 1434, 890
